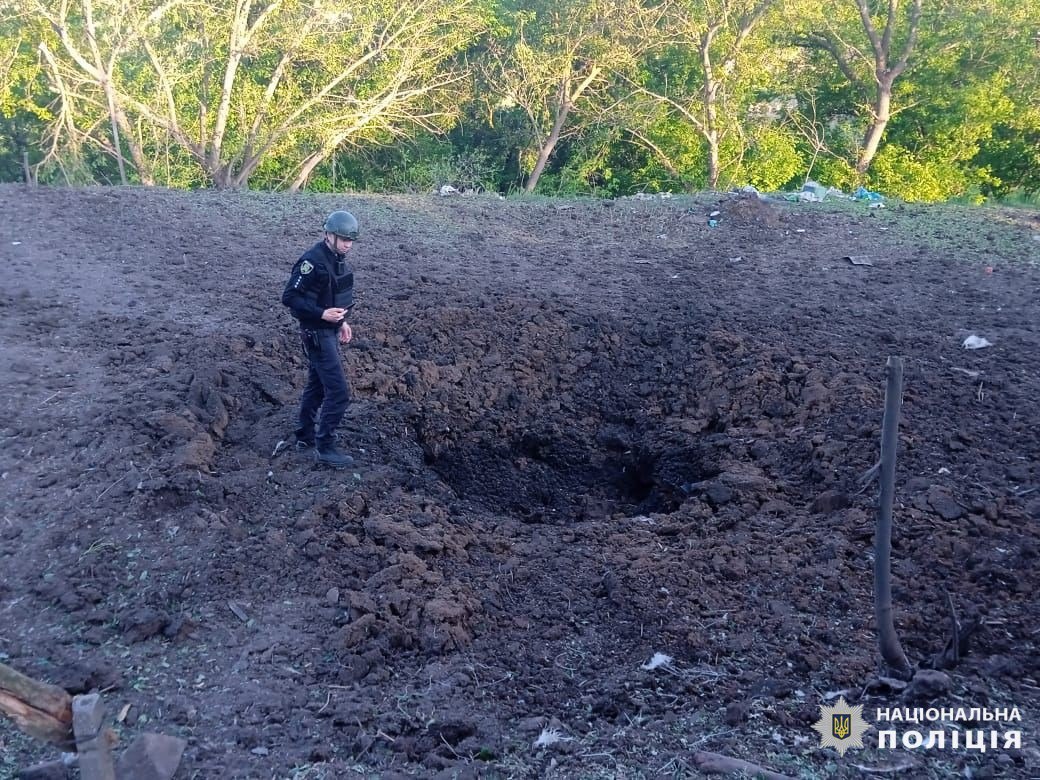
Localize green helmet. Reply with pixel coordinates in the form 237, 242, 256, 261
323, 210, 359, 240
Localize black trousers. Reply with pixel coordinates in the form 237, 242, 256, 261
295, 329, 351, 447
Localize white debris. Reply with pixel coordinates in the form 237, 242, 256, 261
533, 727, 571, 748
641, 652, 673, 671
962, 335, 993, 350
438, 184, 459, 196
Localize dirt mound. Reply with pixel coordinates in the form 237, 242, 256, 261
1, 185, 1038, 778
716, 190, 784, 228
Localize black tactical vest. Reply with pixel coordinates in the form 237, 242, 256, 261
331, 257, 354, 310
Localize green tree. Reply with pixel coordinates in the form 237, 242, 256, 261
789, 0, 1040, 198
622, 0, 781, 190
18, 0, 487, 188
0, 15, 51, 182
793, 0, 924, 176
483, 0, 665, 193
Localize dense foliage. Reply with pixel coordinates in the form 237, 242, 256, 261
1, 0, 1037, 200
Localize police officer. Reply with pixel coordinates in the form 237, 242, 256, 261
282, 210, 359, 467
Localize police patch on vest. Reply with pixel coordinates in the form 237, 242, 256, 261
299, 260, 314, 275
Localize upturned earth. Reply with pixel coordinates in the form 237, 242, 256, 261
0, 184, 1038, 778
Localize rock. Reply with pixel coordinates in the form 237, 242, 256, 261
927, 488, 964, 521
115, 733, 187, 780
811, 490, 850, 514
902, 670, 952, 703
120, 608, 169, 643
704, 482, 733, 507
326, 587, 340, 605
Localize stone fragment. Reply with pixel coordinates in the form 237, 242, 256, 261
115, 733, 187, 780
927, 488, 964, 521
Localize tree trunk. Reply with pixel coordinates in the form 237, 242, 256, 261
857, 80, 893, 174
525, 99, 570, 194
700, 32, 721, 190
211, 164, 246, 189
705, 127, 720, 190
116, 110, 154, 185
104, 81, 127, 185
290, 149, 330, 192
0, 662, 74, 747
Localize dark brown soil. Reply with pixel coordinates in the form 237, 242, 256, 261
1, 185, 1038, 779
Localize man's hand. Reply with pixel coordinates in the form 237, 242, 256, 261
338, 322, 353, 344
321, 307, 347, 322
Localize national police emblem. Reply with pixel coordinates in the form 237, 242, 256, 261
300, 260, 314, 275
812, 696, 870, 756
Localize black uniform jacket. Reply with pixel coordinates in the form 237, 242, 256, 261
282, 241, 354, 330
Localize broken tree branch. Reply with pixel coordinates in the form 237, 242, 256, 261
693, 750, 796, 780
0, 661, 74, 747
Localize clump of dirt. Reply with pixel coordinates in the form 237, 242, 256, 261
0, 184, 1038, 778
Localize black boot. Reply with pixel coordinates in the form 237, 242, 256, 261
315, 443, 354, 468
294, 425, 315, 450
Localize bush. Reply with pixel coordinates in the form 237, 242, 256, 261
744, 127, 805, 192
869, 145, 978, 202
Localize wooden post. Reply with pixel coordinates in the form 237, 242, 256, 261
874, 356, 912, 677
0, 661, 74, 747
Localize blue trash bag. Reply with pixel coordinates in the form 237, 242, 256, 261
853, 186, 884, 202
